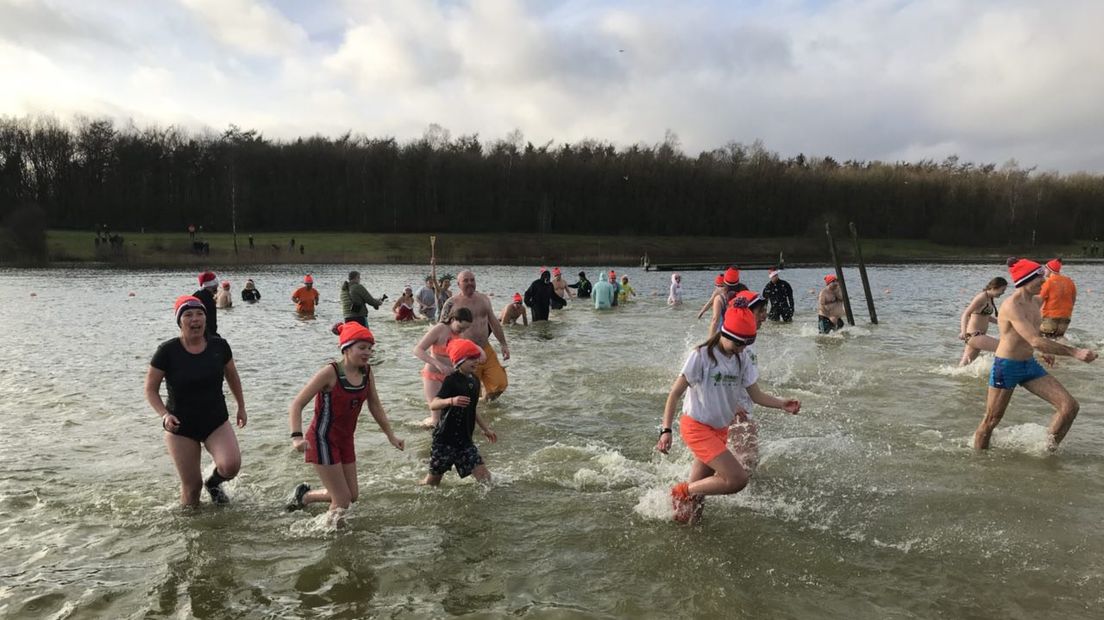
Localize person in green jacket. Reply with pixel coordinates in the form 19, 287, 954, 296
340, 271, 385, 327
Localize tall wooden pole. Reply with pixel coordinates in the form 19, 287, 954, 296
849, 222, 878, 324
825, 222, 855, 326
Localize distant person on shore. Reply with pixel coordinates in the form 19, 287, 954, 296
958, 277, 1007, 366
422, 338, 498, 487
763, 268, 794, 323
973, 258, 1097, 451
241, 279, 261, 303
708, 267, 746, 335
500, 293, 529, 326
340, 271, 385, 327
393, 286, 416, 322
215, 281, 233, 309
656, 300, 800, 523
289, 238, 296, 251
817, 274, 845, 333
608, 271, 622, 306
593, 272, 616, 309
292, 275, 320, 315
668, 273, 683, 306
524, 269, 564, 321
570, 271, 593, 298
697, 274, 726, 320
1039, 259, 1076, 338
146, 296, 246, 506
618, 275, 637, 304
416, 275, 439, 320
285, 322, 404, 522
414, 307, 476, 428
248, 234, 254, 250
551, 268, 573, 302
194, 271, 220, 338
438, 270, 511, 401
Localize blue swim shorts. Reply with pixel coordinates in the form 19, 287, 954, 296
989, 356, 1047, 390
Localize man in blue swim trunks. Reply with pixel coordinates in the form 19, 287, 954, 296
974, 258, 1097, 451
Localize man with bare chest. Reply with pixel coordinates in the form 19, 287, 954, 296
817, 274, 845, 333
974, 258, 1097, 451
439, 270, 511, 401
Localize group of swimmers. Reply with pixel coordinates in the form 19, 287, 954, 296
147, 258, 1096, 526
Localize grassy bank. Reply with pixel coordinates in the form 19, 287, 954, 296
42, 229, 1096, 267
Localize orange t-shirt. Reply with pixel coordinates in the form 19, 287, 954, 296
292, 286, 320, 313
1039, 273, 1076, 318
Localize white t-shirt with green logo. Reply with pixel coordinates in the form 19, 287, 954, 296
679, 345, 758, 429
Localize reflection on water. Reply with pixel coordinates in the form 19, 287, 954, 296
1, 264, 1104, 617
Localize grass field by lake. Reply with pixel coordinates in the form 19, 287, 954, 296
44, 229, 1096, 267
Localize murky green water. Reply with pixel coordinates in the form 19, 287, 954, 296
2, 263, 1103, 619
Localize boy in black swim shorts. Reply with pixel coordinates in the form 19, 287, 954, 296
422, 338, 499, 486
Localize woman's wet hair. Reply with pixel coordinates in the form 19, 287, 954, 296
986, 277, 1008, 290
443, 307, 473, 324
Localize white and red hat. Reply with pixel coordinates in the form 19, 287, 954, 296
1007, 258, 1044, 288
198, 271, 218, 288
768, 269, 780, 279
720, 298, 757, 345
723, 266, 740, 287
337, 322, 375, 351
174, 295, 205, 325
1045, 258, 1062, 274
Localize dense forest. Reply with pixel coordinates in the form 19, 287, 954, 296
2, 115, 1103, 247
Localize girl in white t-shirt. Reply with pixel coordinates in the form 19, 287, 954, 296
656, 300, 800, 523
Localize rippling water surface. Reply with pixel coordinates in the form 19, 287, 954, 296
2, 263, 1104, 618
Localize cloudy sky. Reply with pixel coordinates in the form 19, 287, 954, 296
2, 0, 1103, 172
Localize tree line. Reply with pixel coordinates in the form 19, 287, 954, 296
2, 115, 1102, 247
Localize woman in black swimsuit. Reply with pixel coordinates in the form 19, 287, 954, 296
958, 277, 1007, 366
145, 295, 247, 506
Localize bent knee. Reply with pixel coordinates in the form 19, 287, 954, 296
1062, 399, 1080, 417
218, 459, 241, 479
724, 470, 749, 494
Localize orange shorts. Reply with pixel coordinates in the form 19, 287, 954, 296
679, 414, 728, 464
474, 343, 508, 396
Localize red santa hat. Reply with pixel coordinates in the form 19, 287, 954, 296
303, 274, 314, 284
824, 273, 838, 284
447, 338, 483, 367
1045, 258, 1062, 273
512, 293, 523, 303
720, 299, 757, 345
337, 322, 375, 351
1007, 257, 1044, 288
198, 271, 218, 288
714, 274, 724, 287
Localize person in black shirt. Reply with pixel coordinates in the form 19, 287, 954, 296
569, 271, 592, 298
241, 278, 261, 303
763, 268, 795, 323
422, 338, 498, 486
194, 270, 220, 337
145, 295, 247, 506
523, 269, 564, 322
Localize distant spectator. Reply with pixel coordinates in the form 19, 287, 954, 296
241, 279, 261, 303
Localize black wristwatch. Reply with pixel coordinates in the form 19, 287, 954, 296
658, 427, 672, 435
290, 431, 303, 438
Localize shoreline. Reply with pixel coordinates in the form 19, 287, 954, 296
7, 230, 1098, 269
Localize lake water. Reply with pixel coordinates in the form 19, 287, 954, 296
2, 263, 1103, 619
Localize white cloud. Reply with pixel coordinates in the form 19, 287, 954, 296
2, 0, 1104, 171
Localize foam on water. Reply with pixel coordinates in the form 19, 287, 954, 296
933, 355, 992, 378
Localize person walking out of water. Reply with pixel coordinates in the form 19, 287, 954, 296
668, 273, 683, 306
524, 269, 564, 322
551, 268, 573, 302
593, 272, 616, 309
763, 268, 794, 323
817, 274, 845, 333
414, 307, 475, 427
194, 271, 220, 338
392, 286, 416, 322
293, 275, 320, 315
697, 274, 726, 320
285, 322, 404, 523
708, 267, 746, 335
619, 275, 637, 304
656, 300, 800, 523
958, 277, 1007, 366
500, 293, 528, 326
215, 281, 233, 309
241, 279, 261, 303
570, 271, 593, 298
145, 296, 246, 506
1039, 259, 1077, 338
340, 270, 384, 327
422, 339, 498, 487
416, 275, 439, 320
973, 258, 1097, 451
438, 270, 511, 401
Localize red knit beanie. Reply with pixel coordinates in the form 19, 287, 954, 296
304, 274, 314, 284
1046, 258, 1062, 273
447, 338, 482, 366
824, 273, 838, 284
1007, 257, 1044, 288
174, 295, 205, 325
723, 266, 741, 287
512, 293, 522, 303
714, 274, 724, 287
734, 289, 766, 310
338, 322, 375, 350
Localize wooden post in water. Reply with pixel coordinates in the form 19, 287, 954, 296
825, 222, 855, 326
849, 222, 878, 324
